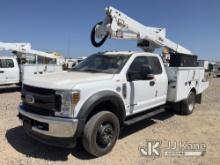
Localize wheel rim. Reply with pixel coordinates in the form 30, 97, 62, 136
96, 122, 114, 149
188, 93, 195, 112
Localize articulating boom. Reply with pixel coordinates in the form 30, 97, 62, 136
91, 6, 193, 55
0, 42, 58, 59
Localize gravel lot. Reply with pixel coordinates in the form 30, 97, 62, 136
0, 79, 219, 165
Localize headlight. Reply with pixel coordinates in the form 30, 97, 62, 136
55, 90, 80, 117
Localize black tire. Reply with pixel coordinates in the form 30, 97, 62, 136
82, 111, 120, 157
180, 91, 196, 115
91, 21, 109, 47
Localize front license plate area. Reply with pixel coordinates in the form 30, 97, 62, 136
23, 117, 32, 131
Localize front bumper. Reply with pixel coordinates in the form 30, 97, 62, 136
18, 106, 79, 148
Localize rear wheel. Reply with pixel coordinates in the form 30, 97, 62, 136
82, 111, 120, 157
180, 91, 196, 115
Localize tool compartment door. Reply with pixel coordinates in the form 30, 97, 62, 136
166, 67, 207, 102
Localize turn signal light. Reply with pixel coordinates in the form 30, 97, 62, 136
72, 92, 80, 105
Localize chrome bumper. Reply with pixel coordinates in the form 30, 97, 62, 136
18, 107, 78, 138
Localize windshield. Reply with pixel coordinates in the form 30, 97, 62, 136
72, 54, 130, 73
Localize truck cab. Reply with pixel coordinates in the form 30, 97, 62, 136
0, 56, 20, 85
18, 51, 208, 157
121, 52, 168, 114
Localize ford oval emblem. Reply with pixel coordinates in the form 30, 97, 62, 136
26, 95, 35, 104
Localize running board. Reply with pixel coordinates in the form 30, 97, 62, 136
124, 108, 166, 125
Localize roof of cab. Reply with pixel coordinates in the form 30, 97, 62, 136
101, 51, 158, 56
102, 51, 135, 55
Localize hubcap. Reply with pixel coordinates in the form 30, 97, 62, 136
188, 93, 195, 112
96, 123, 114, 148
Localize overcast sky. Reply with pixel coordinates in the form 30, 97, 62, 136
0, 0, 219, 61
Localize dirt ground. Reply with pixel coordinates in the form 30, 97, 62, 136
0, 79, 219, 165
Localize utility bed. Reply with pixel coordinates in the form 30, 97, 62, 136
21, 64, 63, 81
166, 66, 209, 102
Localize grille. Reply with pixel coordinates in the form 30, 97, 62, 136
23, 85, 55, 95
21, 85, 61, 116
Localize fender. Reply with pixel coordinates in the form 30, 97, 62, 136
74, 90, 126, 138
77, 90, 126, 121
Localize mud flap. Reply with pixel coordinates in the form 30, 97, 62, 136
196, 94, 202, 104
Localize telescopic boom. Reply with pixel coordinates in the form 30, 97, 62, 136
91, 6, 193, 55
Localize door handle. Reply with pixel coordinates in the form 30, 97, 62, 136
150, 81, 155, 86
0, 71, 4, 74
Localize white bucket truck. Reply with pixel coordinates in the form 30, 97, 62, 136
18, 6, 209, 157
0, 42, 63, 85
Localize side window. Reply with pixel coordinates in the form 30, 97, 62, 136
6, 59, 15, 68
147, 56, 162, 74
128, 56, 148, 73
0, 59, 15, 68
128, 56, 162, 75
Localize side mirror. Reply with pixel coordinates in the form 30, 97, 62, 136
146, 73, 154, 80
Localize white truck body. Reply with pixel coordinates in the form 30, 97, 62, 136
0, 41, 64, 85
0, 56, 62, 85
22, 52, 209, 118
166, 67, 209, 102
0, 56, 20, 85
17, 6, 209, 157
18, 52, 209, 151
21, 64, 63, 81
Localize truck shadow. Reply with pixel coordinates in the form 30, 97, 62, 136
5, 126, 94, 161
0, 86, 21, 94
5, 110, 175, 161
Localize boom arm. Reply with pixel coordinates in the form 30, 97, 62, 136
0, 42, 58, 59
91, 6, 193, 55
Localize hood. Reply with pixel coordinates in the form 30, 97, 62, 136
23, 71, 114, 90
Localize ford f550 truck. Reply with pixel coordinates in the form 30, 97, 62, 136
18, 51, 208, 156
18, 6, 209, 157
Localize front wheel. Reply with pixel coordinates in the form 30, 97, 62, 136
82, 111, 120, 157
180, 91, 196, 115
